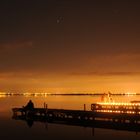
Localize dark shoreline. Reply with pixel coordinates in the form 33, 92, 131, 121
0, 93, 140, 96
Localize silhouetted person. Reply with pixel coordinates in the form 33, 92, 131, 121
24, 100, 34, 110
23, 100, 34, 116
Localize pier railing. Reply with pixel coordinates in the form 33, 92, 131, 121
91, 102, 140, 114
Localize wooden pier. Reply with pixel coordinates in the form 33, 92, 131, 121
12, 102, 140, 125
12, 104, 140, 133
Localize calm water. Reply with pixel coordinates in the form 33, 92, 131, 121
1, 95, 140, 140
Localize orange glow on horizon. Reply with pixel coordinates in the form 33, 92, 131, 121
0, 72, 140, 93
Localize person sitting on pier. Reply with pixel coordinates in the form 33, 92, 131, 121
24, 100, 34, 111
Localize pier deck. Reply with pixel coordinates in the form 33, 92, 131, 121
12, 102, 140, 133
12, 107, 140, 123
12, 106, 140, 133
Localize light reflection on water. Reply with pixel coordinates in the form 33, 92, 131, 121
1, 95, 140, 140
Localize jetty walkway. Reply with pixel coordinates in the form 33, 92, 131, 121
12, 102, 140, 124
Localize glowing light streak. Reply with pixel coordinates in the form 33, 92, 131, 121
97, 102, 140, 106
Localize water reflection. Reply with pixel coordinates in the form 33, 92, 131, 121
26, 119, 34, 128
1, 95, 140, 140
12, 112, 140, 134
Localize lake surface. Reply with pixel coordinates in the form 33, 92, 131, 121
1, 94, 140, 140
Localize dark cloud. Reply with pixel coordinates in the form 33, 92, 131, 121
70, 72, 140, 76
0, 41, 33, 50
0, 0, 140, 91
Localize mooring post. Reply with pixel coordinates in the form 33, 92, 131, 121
92, 128, 95, 136
46, 104, 48, 109
45, 104, 48, 116
44, 102, 48, 109
44, 102, 46, 108
44, 103, 48, 116
84, 104, 86, 111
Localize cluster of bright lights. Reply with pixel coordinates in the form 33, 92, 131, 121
92, 101, 140, 114
95, 110, 139, 114
23, 92, 50, 97
125, 92, 136, 95
0, 94, 6, 98
0, 92, 11, 98
96, 110, 120, 113
0, 92, 52, 97
97, 102, 140, 106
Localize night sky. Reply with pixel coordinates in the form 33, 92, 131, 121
0, 0, 140, 93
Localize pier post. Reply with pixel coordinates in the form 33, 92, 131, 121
84, 104, 86, 111
44, 102, 46, 108
46, 104, 48, 109
44, 102, 48, 116
44, 102, 48, 109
